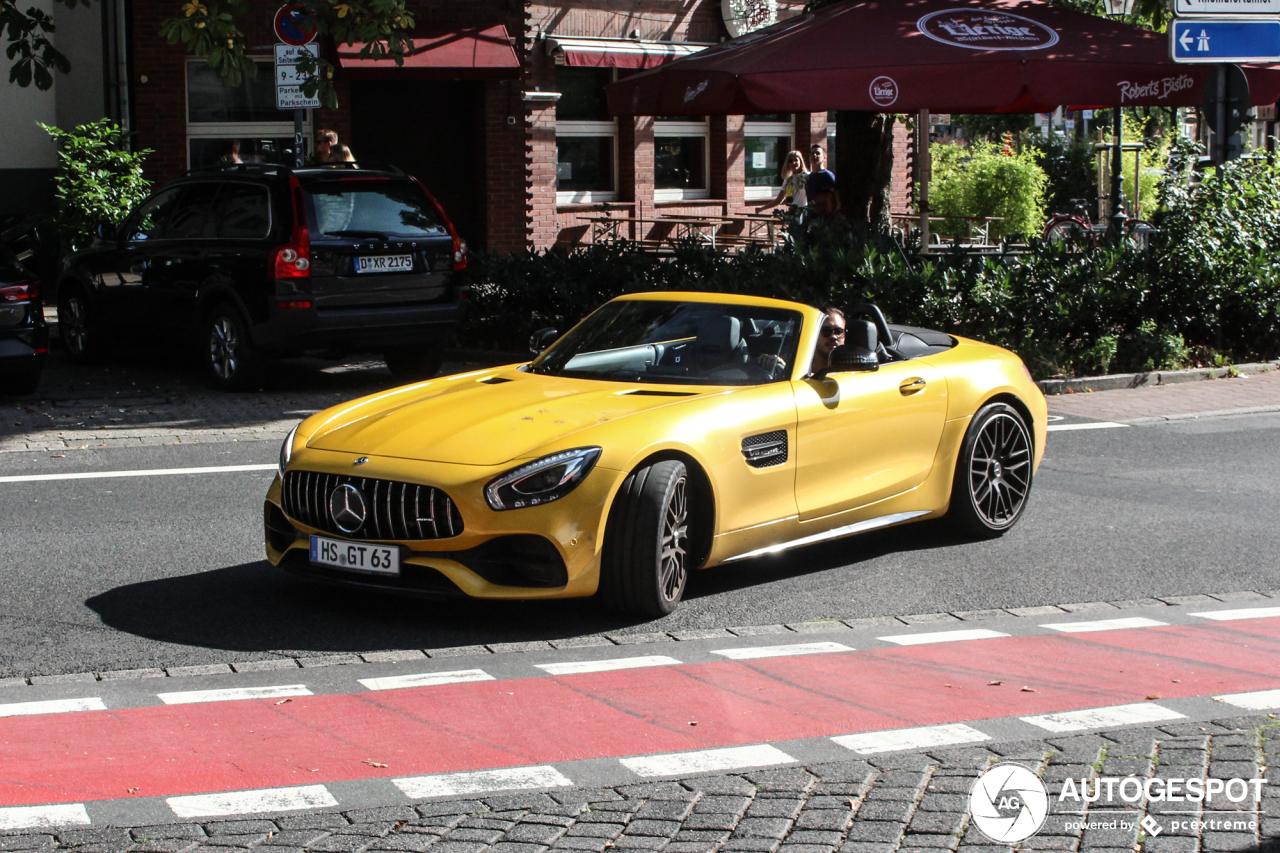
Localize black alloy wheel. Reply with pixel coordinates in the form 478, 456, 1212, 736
203, 303, 260, 390
58, 289, 100, 363
948, 402, 1033, 538
600, 459, 693, 616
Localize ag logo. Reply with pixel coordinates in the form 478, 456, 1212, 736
917, 9, 1059, 51
969, 763, 1049, 843
869, 76, 899, 107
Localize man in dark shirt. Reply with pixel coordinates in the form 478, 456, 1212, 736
806, 145, 835, 202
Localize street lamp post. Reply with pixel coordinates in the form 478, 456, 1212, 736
1104, 0, 1136, 239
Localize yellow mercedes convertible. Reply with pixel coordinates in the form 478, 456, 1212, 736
264, 292, 1046, 615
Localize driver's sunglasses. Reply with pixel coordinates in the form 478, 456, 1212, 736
821, 325, 846, 337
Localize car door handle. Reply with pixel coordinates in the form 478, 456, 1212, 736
899, 377, 927, 394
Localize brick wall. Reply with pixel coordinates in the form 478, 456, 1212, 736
891, 119, 913, 214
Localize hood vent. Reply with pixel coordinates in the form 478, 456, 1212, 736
623, 389, 697, 397
479, 376, 513, 385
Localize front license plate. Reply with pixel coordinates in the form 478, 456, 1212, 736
354, 254, 413, 274
309, 535, 400, 575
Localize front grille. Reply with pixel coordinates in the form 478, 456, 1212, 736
281, 470, 464, 541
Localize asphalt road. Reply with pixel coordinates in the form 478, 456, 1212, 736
1, 412, 1278, 679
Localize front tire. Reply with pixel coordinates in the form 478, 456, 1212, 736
947, 402, 1033, 539
599, 460, 692, 617
203, 303, 260, 390
383, 344, 445, 383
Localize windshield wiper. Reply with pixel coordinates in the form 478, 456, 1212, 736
323, 230, 390, 240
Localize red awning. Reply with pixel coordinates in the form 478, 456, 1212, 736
607, 0, 1280, 115
338, 24, 519, 78
545, 36, 710, 70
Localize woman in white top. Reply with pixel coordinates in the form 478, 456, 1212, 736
762, 150, 809, 210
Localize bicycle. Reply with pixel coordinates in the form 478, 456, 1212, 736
1042, 199, 1156, 249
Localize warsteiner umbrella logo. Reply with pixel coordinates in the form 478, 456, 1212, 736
969, 763, 1050, 843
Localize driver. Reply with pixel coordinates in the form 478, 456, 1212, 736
757, 307, 845, 377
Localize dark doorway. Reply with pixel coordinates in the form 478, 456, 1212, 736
350, 80, 485, 249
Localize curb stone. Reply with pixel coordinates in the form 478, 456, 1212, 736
2, 588, 1275, 686
1038, 361, 1280, 396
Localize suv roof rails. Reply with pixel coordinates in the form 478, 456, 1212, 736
182, 161, 406, 178
299, 161, 405, 176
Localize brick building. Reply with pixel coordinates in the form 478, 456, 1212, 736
127, 0, 913, 254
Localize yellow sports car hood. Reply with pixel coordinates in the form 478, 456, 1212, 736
304, 368, 704, 466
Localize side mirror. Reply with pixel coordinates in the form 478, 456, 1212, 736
824, 343, 879, 375
94, 222, 115, 241
529, 327, 558, 354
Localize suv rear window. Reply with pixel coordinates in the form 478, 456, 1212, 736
303, 180, 448, 239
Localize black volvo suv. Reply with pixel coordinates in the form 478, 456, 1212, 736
58, 163, 468, 389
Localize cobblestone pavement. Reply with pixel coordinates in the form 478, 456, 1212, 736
3, 715, 1275, 853
0, 349, 519, 453
1045, 370, 1280, 424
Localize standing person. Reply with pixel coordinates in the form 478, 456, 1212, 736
314, 129, 338, 162
806, 145, 835, 203
760, 150, 808, 210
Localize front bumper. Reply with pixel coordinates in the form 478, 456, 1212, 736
264, 449, 626, 600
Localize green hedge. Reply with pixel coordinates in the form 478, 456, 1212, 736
466, 152, 1280, 379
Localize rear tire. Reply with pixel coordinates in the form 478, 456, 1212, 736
383, 344, 445, 383
58, 287, 104, 363
203, 302, 260, 391
599, 460, 692, 617
946, 402, 1033, 539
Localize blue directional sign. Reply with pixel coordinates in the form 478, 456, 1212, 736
1170, 18, 1280, 62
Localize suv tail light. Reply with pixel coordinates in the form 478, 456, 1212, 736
411, 175, 467, 272
0, 281, 37, 302
275, 175, 311, 279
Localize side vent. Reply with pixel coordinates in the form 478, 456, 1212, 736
741, 430, 788, 468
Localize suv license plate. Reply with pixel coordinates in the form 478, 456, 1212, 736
355, 254, 413, 274
310, 535, 400, 575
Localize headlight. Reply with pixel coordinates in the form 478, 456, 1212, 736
279, 424, 299, 473
485, 447, 602, 511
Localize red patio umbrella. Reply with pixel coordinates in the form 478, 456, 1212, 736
606, 0, 1280, 116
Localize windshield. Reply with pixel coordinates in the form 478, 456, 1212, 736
531, 300, 804, 386
304, 180, 448, 239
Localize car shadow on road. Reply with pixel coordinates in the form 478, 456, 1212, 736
83, 521, 962, 655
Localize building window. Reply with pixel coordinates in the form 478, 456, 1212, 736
556, 67, 617, 204
654, 117, 709, 200
743, 115, 793, 200
185, 59, 310, 169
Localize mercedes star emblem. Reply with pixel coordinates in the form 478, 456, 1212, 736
328, 483, 368, 533
353, 457, 369, 466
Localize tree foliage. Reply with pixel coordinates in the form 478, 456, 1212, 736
41, 118, 152, 253
2, 0, 81, 89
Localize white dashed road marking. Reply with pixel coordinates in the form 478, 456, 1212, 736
167, 785, 338, 818
621, 744, 797, 778
879, 628, 1010, 646
0, 464, 278, 484
157, 685, 312, 705
1021, 703, 1185, 733
711, 642, 853, 661
536, 655, 681, 676
359, 670, 495, 691
0, 804, 91, 830
832, 723, 992, 755
1041, 617, 1168, 633
1212, 689, 1280, 710
0, 698, 106, 718
1190, 606, 1280, 621
393, 765, 573, 799
1046, 422, 1130, 432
